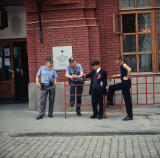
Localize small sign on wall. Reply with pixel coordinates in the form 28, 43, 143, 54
52, 46, 72, 70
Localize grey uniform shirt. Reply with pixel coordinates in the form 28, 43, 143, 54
37, 66, 58, 85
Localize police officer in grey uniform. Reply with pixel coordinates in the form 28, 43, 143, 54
65, 57, 84, 116
36, 57, 58, 120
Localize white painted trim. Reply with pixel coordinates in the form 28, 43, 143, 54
119, 7, 160, 11
27, 18, 98, 24
26, 25, 99, 31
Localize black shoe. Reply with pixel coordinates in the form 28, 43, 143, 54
98, 115, 103, 120
90, 115, 97, 119
107, 102, 114, 106
48, 115, 53, 118
123, 116, 133, 121
70, 101, 75, 107
77, 112, 82, 116
36, 115, 43, 120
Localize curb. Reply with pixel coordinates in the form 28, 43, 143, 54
9, 132, 118, 137
8, 131, 160, 137
119, 131, 159, 135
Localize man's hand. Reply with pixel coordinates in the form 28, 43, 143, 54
36, 83, 41, 89
108, 76, 112, 81
123, 76, 128, 80
83, 74, 86, 80
108, 74, 121, 81
72, 74, 78, 78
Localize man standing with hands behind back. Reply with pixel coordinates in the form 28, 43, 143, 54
36, 57, 58, 120
85, 60, 107, 120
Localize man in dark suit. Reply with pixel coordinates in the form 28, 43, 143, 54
85, 60, 107, 119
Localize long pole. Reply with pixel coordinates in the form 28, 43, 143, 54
36, 0, 43, 43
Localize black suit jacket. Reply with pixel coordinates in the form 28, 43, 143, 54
86, 69, 107, 94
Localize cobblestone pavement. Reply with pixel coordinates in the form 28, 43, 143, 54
0, 135, 160, 158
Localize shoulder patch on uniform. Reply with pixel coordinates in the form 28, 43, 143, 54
76, 63, 81, 67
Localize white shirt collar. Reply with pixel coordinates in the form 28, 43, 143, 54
97, 68, 101, 73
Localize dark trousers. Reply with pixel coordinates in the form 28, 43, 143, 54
39, 85, 55, 116
91, 87, 104, 117
108, 80, 133, 118
70, 80, 83, 113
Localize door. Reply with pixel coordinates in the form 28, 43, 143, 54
156, 10, 160, 71
0, 40, 29, 98
13, 42, 29, 97
0, 43, 14, 98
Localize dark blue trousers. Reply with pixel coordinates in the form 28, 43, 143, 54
69, 80, 83, 113
91, 87, 104, 117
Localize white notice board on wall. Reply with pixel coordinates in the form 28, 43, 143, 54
52, 46, 72, 70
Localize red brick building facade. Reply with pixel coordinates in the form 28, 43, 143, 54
1, 0, 160, 107
25, 0, 120, 82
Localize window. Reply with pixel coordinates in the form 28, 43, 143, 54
0, 44, 12, 81
157, 13, 160, 31
139, 54, 152, 72
124, 55, 137, 72
121, 0, 135, 8
157, 12, 160, 71
137, 0, 150, 7
117, 1, 160, 72
120, 12, 153, 72
138, 34, 152, 52
120, 0, 160, 8
157, 0, 160, 6
122, 14, 135, 33
138, 14, 151, 33
113, 13, 121, 33
123, 35, 136, 53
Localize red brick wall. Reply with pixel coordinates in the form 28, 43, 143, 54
25, 0, 120, 83
96, 0, 120, 77
26, 29, 37, 83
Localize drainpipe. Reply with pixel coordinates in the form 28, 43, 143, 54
36, 0, 43, 43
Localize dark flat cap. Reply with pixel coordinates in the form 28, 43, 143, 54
68, 57, 75, 63
91, 60, 100, 66
46, 57, 53, 62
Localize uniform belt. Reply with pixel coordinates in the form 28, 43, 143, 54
41, 83, 49, 86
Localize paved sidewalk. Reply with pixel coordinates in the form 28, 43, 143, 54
0, 135, 160, 158
0, 103, 160, 136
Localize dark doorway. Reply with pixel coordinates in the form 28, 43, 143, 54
13, 41, 29, 98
